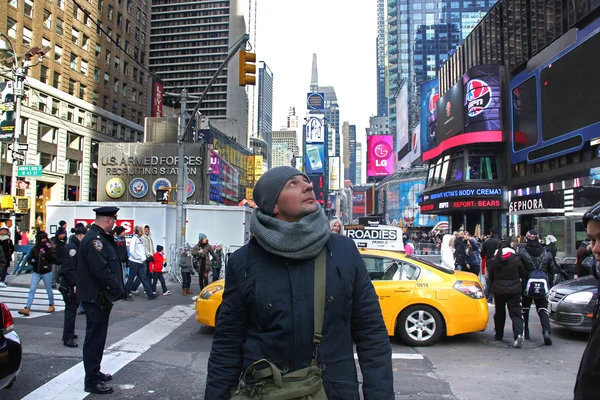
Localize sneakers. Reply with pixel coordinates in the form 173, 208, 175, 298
18, 307, 30, 316
163, 291, 171, 296
514, 335, 524, 348
148, 293, 160, 300
47, 304, 55, 313
0, 281, 7, 288
131, 290, 140, 296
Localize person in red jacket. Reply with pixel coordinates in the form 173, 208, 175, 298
149, 245, 170, 295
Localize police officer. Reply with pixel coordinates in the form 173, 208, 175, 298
60, 225, 87, 348
77, 206, 125, 395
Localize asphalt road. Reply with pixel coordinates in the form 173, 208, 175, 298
1, 283, 588, 400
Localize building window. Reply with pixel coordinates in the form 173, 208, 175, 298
70, 53, 77, 70
68, 131, 83, 151
68, 79, 76, 95
113, 78, 119, 93
82, 34, 89, 50
90, 114, 98, 130
114, 56, 120, 71
9, 0, 17, 9
117, 12, 122, 26
39, 123, 57, 144
37, 93, 48, 112
94, 67, 99, 82
52, 99, 60, 116
52, 71, 61, 89
67, 159, 79, 175
56, 18, 63, 36
40, 153, 57, 172
92, 91, 98, 106
23, 27, 33, 46
43, 9, 52, 29
108, 4, 113, 20
24, 0, 33, 18
122, 83, 127, 97
112, 99, 118, 110
132, 89, 136, 102
40, 65, 49, 84
57, 0, 64, 10
81, 59, 88, 75
100, 118, 107, 134
98, 0, 103, 12
467, 151, 498, 180
54, 44, 63, 62
95, 44, 101, 59
123, 61, 128, 76
104, 73, 109, 89
67, 105, 74, 121
77, 109, 85, 125
7, 18, 17, 39
71, 28, 79, 46
449, 155, 464, 182
79, 84, 86, 99
105, 50, 111, 65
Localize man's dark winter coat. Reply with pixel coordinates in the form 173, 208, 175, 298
481, 234, 501, 260
60, 235, 81, 287
519, 240, 554, 275
205, 234, 394, 399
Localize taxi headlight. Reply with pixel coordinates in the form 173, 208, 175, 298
200, 285, 223, 300
453, 280, 484, 299
563, 291, 593, 304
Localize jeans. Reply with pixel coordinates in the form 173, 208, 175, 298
121, 261, 128, 285
151, 272, 168, 293
125, 261, 154, 299
52, 264, 60, 287
212, 268, 220, 282
26, 271, 54, 308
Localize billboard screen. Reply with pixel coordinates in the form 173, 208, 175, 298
367, 135, 394, 177
436, 80, 463, 145
329, 156, 340, 190
308, 174, 326, 205
420, 79, 438, 155
305, 143, 325, 174
305, 115, 325, 143
396, 83, 409, 157
0, 81, 15, 141
307, 92, 325, 110
463, 65, 502, 133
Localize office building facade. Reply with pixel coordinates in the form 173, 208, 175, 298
377, 0, 388, 116
149, 0, 250, 144
257, 61, 273, 167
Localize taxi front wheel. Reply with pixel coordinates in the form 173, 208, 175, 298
397, 305, 444, 347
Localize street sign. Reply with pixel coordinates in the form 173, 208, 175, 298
17, 165, 42, 177
7, 143, 28, 152
11, 151, 24, 161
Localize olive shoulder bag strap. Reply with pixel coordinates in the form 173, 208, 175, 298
230, 246, 329, 400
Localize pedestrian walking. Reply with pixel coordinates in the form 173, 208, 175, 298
77, 206, 125, 394
481, 228, 502, 303
487, 239, 527, 348
575, 201, 600, 399
0, 224, 14, 288
113, 226, 129, 284
465, 231, 481, 276
51, 227, 67, 289
125, 225, 158, 300
204, 166, 393, 399
18, 231, 58, 316
211, 242, 223, 282
453, 231, 467, 270
440, 233, 455, 270
192, 233, 216, 292
150, 245, 170, 295
59, 225, 87, 348
519, 229, 554, 344
179, 246, 194, 296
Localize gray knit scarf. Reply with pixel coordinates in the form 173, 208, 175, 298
250, 203, 331, 260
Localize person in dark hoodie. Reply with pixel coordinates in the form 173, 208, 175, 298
59, 226, 87, 348
519, 229, 554, 345
113, 226, 129, 284
0, 224, 14, 288
575, 201, 600, 399
453, 231, 467, 270
51, 227, 68, 289
487, 239, 528, 348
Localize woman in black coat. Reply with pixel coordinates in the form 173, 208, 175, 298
487, 240, 528, 348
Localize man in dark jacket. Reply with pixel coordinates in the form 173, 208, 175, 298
51, 227, 67, 288
575, 201, 600, 399
77, 206, 125, 395
59, 226, 87, 348
204, 166, 394, 399
519, 229, 554, 344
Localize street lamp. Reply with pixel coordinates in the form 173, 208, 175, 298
0, 32, 49, 238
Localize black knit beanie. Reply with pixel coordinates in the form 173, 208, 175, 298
253, 166, 309, 216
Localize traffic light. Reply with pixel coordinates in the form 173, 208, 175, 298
156, 189, 170, 204
238, 50, 256, 86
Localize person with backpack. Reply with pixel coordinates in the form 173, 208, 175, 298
487, 239, 528, 348
519, 229, 554, 345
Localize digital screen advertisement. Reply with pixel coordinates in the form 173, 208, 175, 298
420, 79, 439, 155
307, 92, 325, 110
367, 135, 394, 177
305, 115, 325, 143
308, 174, 326, 205
329, 156, 340, 191
396, 83, 409, 156
463, 65, 502, 133
436, 80, 464, 145
305, 143, 325, 174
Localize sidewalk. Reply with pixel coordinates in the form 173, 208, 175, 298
5, 263, 36, 288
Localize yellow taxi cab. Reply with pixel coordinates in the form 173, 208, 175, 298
196, 224, 489, 346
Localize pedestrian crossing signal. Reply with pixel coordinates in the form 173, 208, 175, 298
156, 189, 170, 204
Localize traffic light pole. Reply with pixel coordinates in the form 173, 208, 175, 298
174, 33, 250, 252
10, 67, 25, 238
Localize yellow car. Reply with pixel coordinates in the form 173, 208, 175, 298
196, 225, 489, 346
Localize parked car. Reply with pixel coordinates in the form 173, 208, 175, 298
0, 302, 22, 390
548, 275, 598, 332
196, 225, 489, 346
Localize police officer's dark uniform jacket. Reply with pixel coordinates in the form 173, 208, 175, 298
61, 234, 81, 289
77, 223, 125, 303
205, 234, 394, 399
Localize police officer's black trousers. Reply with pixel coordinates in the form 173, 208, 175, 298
62, 292, 79, 342
522, 296, 551, 335
82, 301, 112, 386
493, 293, 523, 339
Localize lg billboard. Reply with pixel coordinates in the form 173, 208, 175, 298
367, 135, 394, 177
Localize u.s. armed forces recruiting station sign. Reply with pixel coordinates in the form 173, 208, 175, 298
344, 224, 405, 252
97, 142, 204, 202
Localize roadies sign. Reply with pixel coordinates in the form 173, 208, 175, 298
344, 224, 404, 251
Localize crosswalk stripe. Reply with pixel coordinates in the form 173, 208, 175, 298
1, 287, 67, 318
21, 304, 196, 399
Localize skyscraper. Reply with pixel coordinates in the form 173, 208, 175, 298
349, 124, 357, 185
149, 0, 250, 144
386, 0, 495, 152
377, 0, 388, 116
257, 61, 273, 168
356, 142, 363, 185
308, 54, 340, 156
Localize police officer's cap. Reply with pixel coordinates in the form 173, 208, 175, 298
93, 206, 119, 218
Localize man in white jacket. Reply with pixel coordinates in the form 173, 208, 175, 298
125, 225, 158, 300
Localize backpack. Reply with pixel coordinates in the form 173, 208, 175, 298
523, 251, 549, 298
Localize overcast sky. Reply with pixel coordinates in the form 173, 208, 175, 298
254, 0, 377, 175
